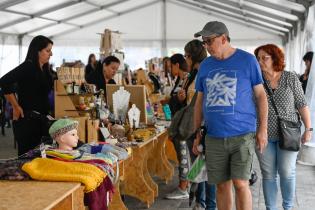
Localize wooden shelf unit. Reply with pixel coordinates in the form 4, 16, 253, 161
54, 80, 99, 143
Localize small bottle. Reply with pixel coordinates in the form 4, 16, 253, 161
162, 104, 171, 121
153, 103, 159, 117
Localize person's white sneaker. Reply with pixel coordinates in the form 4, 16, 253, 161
192, 202, 205, 210
165, 187, 189, 200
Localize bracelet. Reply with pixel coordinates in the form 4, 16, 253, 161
305, 128, 313, 132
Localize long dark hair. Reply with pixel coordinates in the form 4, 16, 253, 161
184, 39, 207, 71
163, 56, 171, 78
88, 53, 96, 65
170, 53, 188, 71
102, 55, 120, 66
25, 35, 53, 71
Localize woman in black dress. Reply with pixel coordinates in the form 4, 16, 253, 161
0, 35, 54, 155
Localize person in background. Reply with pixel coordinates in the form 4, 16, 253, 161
299, 51, 313, 93
85, 55, 120, 93
254, 44, 312, 210
193, 21, 268, 210
0, 35, 54, 156
167, 53, 188, 115
148, 67, 162, 94
84, 53, 97, 81
4, 100, 12, 128
184, 39, 216, 210
122, 63, 132, 85
163, 56, 173, 86
165, 53, 191, 200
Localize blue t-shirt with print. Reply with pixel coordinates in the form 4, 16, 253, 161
195, 49, 263, 138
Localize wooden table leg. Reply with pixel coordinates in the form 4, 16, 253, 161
148, 132, 174, 183
121, 143, 155, 208
108, 180, 128, 210
142, 142, 158, 198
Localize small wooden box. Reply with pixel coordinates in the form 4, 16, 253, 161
70, 116, 88, 141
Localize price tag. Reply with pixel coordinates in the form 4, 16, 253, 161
40, 143, 46, 158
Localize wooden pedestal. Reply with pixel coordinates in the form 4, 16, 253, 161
120, 130, 174, 208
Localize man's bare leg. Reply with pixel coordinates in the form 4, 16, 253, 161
233, 179, 252, 210
217, 180, 233, 210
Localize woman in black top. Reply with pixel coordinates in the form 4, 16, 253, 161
84, 53, 97, 81
85, 55, 120, 93
299, 51, 313, 93
168, 53, 187, 115
0, 35, 54, 155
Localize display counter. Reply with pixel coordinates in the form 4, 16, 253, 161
0, 130, 174, 210
0, 181, 84, 210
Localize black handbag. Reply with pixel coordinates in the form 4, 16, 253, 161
263, 80, 301, 151
168, 93, 197, 140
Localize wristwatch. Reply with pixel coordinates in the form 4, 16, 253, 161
305, 128, 313, 132
195, 126, 205, 136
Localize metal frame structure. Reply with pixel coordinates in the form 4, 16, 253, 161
0, 0, 313, 45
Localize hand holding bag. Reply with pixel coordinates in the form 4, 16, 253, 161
263, 81, 301, 151
187, 154, 208, 183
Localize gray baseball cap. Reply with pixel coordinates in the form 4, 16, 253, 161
194, 21, 229, 38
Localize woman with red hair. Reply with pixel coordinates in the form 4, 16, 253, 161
254, 44, 312, 210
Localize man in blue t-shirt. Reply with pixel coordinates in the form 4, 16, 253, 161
192, 21, 268, 210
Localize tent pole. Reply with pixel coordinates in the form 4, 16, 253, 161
18, 35, 23, 64
161, 0, 167, 56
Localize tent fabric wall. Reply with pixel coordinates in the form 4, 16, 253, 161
304, 5, 315, 144
0, 36, 19, 77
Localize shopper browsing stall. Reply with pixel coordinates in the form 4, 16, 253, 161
254, 44, 312, 210
86, 55, 120, 93
193, 21, 268, 210
0, 35, 54, 156
85, 53, 98, 80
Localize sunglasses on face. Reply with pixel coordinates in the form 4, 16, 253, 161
256, 55, 271, 62
202, 35, 221, 46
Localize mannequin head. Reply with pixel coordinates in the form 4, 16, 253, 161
49, 119, 79, 150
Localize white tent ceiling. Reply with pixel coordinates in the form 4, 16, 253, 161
0, 0, 313, 45
0, 0, 314, 72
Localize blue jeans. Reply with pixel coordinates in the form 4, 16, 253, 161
256, 139, 298, 210
196, 182, 216, 210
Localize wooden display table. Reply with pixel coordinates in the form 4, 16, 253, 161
109, 155, 132, 210
0, 131, 173, 210
0, 181, 84, 210
120, 129, 174, 208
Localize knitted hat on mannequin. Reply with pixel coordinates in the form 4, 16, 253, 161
49, 119, 79, 140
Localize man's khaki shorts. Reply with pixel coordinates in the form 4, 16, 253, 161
204, 132, 255, 184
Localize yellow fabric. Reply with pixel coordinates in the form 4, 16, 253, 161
46, 150, 76, 160
22, 158, 106, 192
